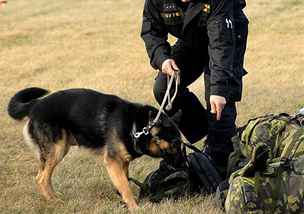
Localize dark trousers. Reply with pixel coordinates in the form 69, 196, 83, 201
153, 41, 236, 169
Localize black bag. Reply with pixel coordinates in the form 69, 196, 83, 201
137, 159, 196, 202
188, 152, 223, 194
136, 151, 223, 202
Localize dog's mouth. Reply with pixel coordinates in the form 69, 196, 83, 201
147, 137, 181, 157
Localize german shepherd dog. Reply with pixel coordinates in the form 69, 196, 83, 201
7, 87, 182, 210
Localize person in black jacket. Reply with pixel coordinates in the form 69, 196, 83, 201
141, 0, 248, 176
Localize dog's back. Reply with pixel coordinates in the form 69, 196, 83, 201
8, 87, 137, 149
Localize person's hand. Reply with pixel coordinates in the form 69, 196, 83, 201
210, 95, 226, 120
161, 59, 179, 76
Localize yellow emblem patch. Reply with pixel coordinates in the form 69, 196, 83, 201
202, 3, 210, 14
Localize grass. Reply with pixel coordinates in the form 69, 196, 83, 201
0, 0, 303, 213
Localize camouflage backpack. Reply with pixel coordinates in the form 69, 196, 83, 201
223, 112, 304, 214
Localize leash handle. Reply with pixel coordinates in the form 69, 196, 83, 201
151, 71, 180, 127
165, 71, 180, 111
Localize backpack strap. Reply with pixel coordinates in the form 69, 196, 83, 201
280, 128, 304, 162
229, 142, 270, 182
263, 126, 304, 177
241, 113, 291, 151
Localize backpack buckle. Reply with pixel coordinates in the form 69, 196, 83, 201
263, 161, 291, 177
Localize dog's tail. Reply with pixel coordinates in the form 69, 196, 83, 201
8, 87, 49, 120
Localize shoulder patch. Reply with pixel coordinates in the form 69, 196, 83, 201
160, 2, 184, 25
202, 3, 211, 14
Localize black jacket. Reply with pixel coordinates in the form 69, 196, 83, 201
141, 0, 248, 102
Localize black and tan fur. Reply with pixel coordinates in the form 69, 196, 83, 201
7, 87, 182, 210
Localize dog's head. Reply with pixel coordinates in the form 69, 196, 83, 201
140, 110, 182, 158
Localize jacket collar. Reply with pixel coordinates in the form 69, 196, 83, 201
182, 2, 202, 31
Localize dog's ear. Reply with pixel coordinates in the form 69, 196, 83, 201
171, 109, 182, 125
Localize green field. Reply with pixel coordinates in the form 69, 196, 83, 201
0, 0, 303, 213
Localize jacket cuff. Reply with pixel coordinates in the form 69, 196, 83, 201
210, 83, 229, 99
151, 47, 170, 70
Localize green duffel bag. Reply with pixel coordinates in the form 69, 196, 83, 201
224, 112, 304, 214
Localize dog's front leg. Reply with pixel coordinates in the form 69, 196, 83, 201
104, 153, 138, 210
123, 161, 129, 178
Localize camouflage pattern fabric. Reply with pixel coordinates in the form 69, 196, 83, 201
225, 114, 304, 213
225, 172, 304, 214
